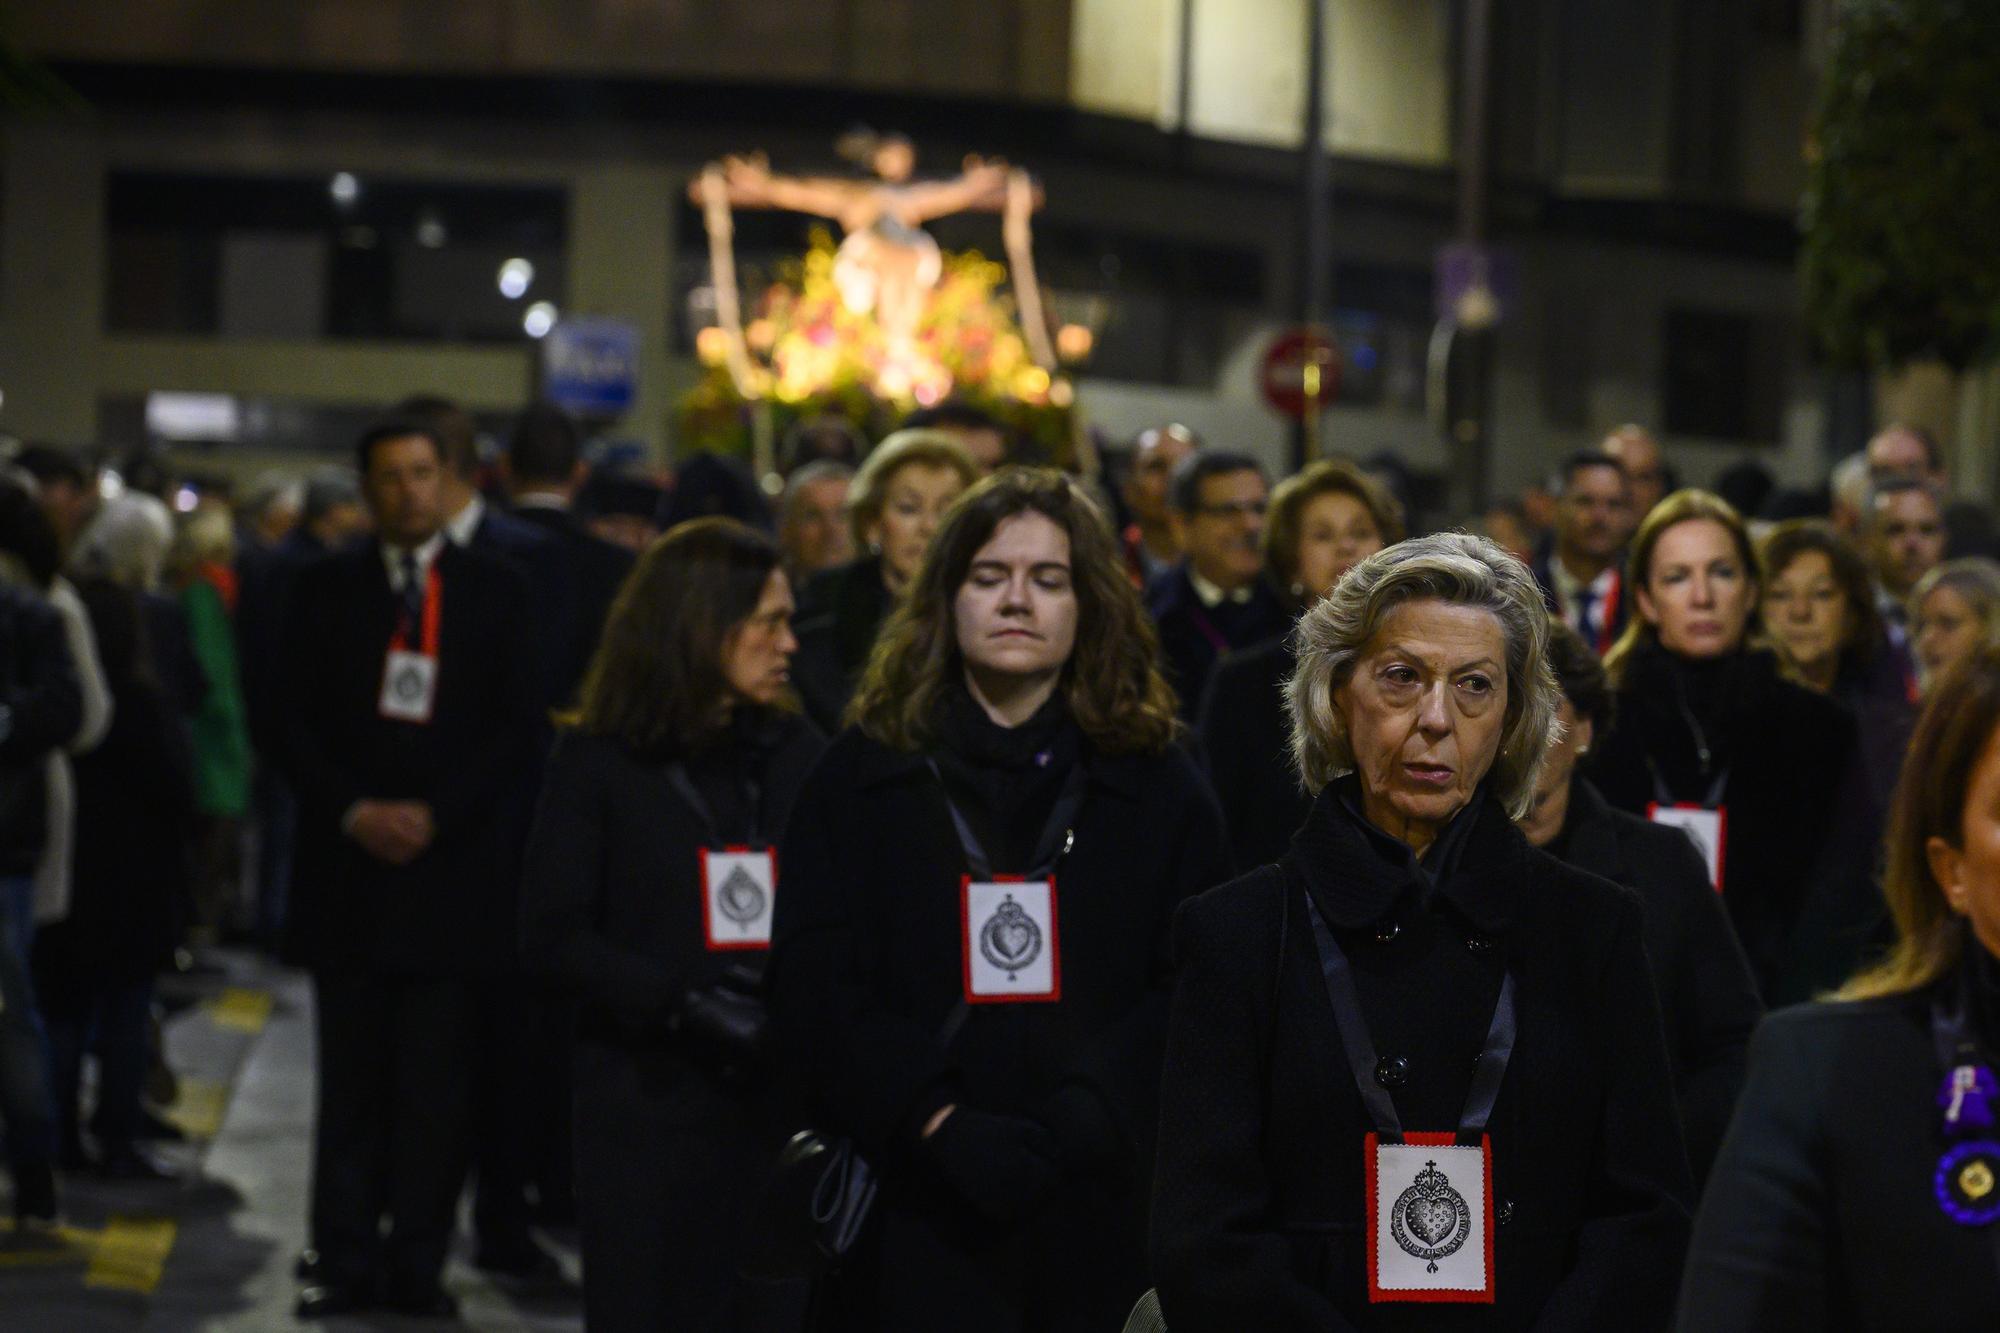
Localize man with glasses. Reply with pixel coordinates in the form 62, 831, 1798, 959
1145, 451, 1285, 720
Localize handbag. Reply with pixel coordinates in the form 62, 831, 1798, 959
741, 1000, 969, 1281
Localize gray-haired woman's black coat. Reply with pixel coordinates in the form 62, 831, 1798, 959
769, 712, 1229, 1333
1151, 781, 1692, 1331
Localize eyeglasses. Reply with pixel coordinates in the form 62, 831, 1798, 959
1192, 500, 1268, 520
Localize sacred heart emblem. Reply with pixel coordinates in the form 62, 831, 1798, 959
1391, 1160, 1472, 1273
978, 895, 1042, 978
392, 666, 426, 701
717, 866, 767, 926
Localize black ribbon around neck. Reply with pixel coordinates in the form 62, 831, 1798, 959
926, 758, 1088, 882
1299, 877, 1517, 1147
663, 761, 766, 849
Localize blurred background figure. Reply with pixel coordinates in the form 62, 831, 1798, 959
898, 399, 1014, 473
576, 470, 666, 554
1531, 451, 1633, 655
1117, 424, 1199, 587
1864, 478, 1948, 637
1146, 451, 1283, 720
1909, 558, 2000, 694
171, 503, 252, 950
776, 460, 854, 589
778, 413, 866, 476
790, 430, 978, 731
1602, 424, 1671, 531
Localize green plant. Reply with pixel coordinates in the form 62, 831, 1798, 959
1802, 0, 2000, 370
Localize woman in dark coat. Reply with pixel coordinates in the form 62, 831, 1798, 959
1153, 533, 1691, 1331
791, 430, 977, 731
519, 518, 825, 1332
1198, 460, 1402, 872
34, 574, 195, 1178
1590, 490, 1876, 1007
1522, 623, 1762, 1182
1677, 645, 2000, 1330
770, 468, 1228, 1332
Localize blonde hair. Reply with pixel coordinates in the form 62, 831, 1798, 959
1603, 489, 1758, 684
1285, 531, 1561, 819
846, 429, 980, 549
1838, 644, 2000, 1000
1262, 459, 1406, 608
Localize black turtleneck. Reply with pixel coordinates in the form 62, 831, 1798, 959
1967, 932, 2000, 1054
931, 681, 1083, 876
678, 706, 785, 845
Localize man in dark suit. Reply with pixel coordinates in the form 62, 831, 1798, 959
1144, 451, 1286, 720
499, 402, 634, 708
1530, 451, 1633, 655
280, 421, 535, 1320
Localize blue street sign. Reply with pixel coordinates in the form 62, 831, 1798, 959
543, 318, 639, 414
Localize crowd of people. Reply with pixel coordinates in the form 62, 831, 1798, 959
2, 398, 1998, 1330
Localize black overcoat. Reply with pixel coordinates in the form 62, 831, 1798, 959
1548, 778, 1762, 1181
1588, 644, 1878, 1006
1152, 782, 1692, 1331
769, 724, 1229, 1332
1677, 965, 2000, 1331
1196, 633, 1307, 873
1144, 565, 1287, 723
277, 540, 536, 977
519, 713, 825, 1332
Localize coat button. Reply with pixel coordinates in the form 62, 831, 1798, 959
1465, 932, 1496, 953
1496, 1199, 1514, 1227
1374, 1055, 1409, 1089
1373, 920, 1402, 944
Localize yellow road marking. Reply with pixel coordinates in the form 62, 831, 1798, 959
83, 1215, 177, 1293
206, 988, 272, 1034
163, 1079, 230, 1140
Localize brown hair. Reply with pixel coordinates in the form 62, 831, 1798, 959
1603, 489, 1759, 684
1262, 459, 1406, 607
847, 467, 1178, 755
846, 429, 980, 549
1757, 519, 1885, 677
571, 517, 788, 755
1839, 645, 2000, 999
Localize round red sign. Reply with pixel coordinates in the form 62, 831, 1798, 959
1260, 328, 1341, 419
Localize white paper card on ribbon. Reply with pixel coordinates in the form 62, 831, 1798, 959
1647, 802, 1726, 892
378, 650, 438, 724
701, 848, 776, 951
961, 878, 1060, 1003
1368, 1134, 1494, 1304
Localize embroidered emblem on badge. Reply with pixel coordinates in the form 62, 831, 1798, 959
716, 866, 767, 925
978, 895, 1043, 978
392, 666, 426, 702
1391, 1160, 1473, 1273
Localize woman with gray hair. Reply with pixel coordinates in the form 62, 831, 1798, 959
1151, 532, 1691, 1330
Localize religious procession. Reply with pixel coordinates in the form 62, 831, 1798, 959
2, 2, 1999, 1330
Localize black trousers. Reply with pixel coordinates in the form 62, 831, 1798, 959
309, 971, 476, 1296
469, 978, 538, 1256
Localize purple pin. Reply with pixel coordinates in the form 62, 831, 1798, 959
1935, 1140, 2000, 1227
1938, 1064, 1999, 1134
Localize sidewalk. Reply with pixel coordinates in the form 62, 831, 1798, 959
0, 952, 584, 1332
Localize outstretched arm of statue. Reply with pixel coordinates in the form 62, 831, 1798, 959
895, 157, 1019, 224
713, 153, 867, 223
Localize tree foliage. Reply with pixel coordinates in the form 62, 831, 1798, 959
1802, 0, 2000, 370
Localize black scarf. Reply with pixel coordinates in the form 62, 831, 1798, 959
931, 681, 1082, 876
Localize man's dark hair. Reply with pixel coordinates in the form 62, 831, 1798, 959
395, 394, 478, 478
355, 419, 444, 477
899, 399, 1003, 437
0, 476, 61, 588
1553, 451, 1626, 496
1170, 450, 1266, 515
1545, 621, 1615, 737
13, 444, 89, 492
507, 402, 582, 486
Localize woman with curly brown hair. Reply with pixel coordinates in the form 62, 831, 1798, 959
769, 467, 1228, 1332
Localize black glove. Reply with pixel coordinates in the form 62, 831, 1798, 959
922, 1108, 1062, 1225
1037, 1083, 1130, 1183
672, 965, 769, 1074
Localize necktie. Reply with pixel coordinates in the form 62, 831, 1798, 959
399, 552, 423, 640
1572, 584, 1597, 641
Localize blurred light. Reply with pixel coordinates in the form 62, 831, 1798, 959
1015, 366, 1052, 399
415, 210, 448, 249
173, 485, 200, 514
146, 392, 240, 441
329, 172, 361, 207
523, 302, 558, 339
1049, 378, 1076, 408
695, 326, 731, 367
497, 258, 534, 299
1055, 323, 1094, 363
99, 470, 125, 501
745, 318, 776, 353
